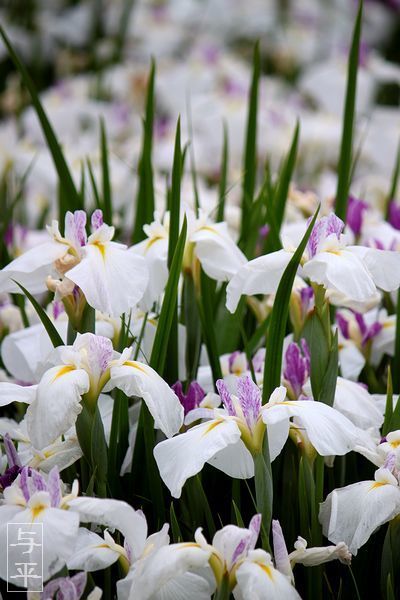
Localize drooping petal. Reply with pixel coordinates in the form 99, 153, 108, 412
264, 400, 358, 457
348, 246, 400, 292
67, 497, 148, 560
191, 222, 247, 282
0, 241, 69, 295
67, 528, 121, 571
1, 321, 67, 383
66, 241, 149, 317
26, 365, 89, 450
131, 237, 169, 311
226, 250, 292, 313
0, 382, 37, 407
319, 480, 400, 555
110, 360, 183, 438
334, 377, 383, 430
260, 408, 290, 461
208, 439, 254, 479
154, 418, 241, 498
304, 250, 377, 303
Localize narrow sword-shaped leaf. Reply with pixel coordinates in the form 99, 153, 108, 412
385, 139, 400, 220
100, 117, 112, 223
273, 120, 299, 230
335, 1, 363, 221
13, 280, 64, 347
167, 117, 182, 268
262, 207, 320, 403
132, 59, 155, 243
240, 41, 260, 244
151, 217, 187, 373
217, 121, 229, 222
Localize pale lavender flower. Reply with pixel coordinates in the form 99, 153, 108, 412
41, 572, 87, 600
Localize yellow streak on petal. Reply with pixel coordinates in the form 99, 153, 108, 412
52, 365, 75, 382
369, 482, 386, 491
31, 504, 46, 521
93, 241, 107, 261
199, 225, 219, 235
202, 419, 224, 437
179, 543, 200, 548
258, 563, 274, 581
390, 440, 400, 448
145, 236, 163, 252
123, 360, 147, 374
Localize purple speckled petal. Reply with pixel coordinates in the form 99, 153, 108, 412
248, 514, 261, 550
283, 341, 309, 398
0, 465, 22, 489
124, 539, 133, 564
300, 286, 314, 316
56, 578, 78, 600
252, 348, 265, 374
307, 217, 324, 258
228, 351, 241, 373
172, 381, 184, 401
300, 339, 310, 373
4, 433, 21, 468
336, 313, 350, 339
172, 381, 205, 415
216, 379, 236, 416
47, 466, 62, 508
87, 334, 114, 375
272, 519, 291, 576
307, 214, 344, 258
91, 209, 104, 231
64, 210, 87, 248
20, 467, 31, 502
346, 196, 368, 236
42, 577, 63, 599
371, 238, 385, 250
236, 375, 261, 429
383, 452, 396, 473
52, 300, 65, 321
231, 538, 248, 565
362, 321, 383, 346
325, 213, 345, 238
31, 469, 47, 493
4, 223, 14, 249
389, 202, 400, 230
70, 572, 87, 599
354, 312, 367, 337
